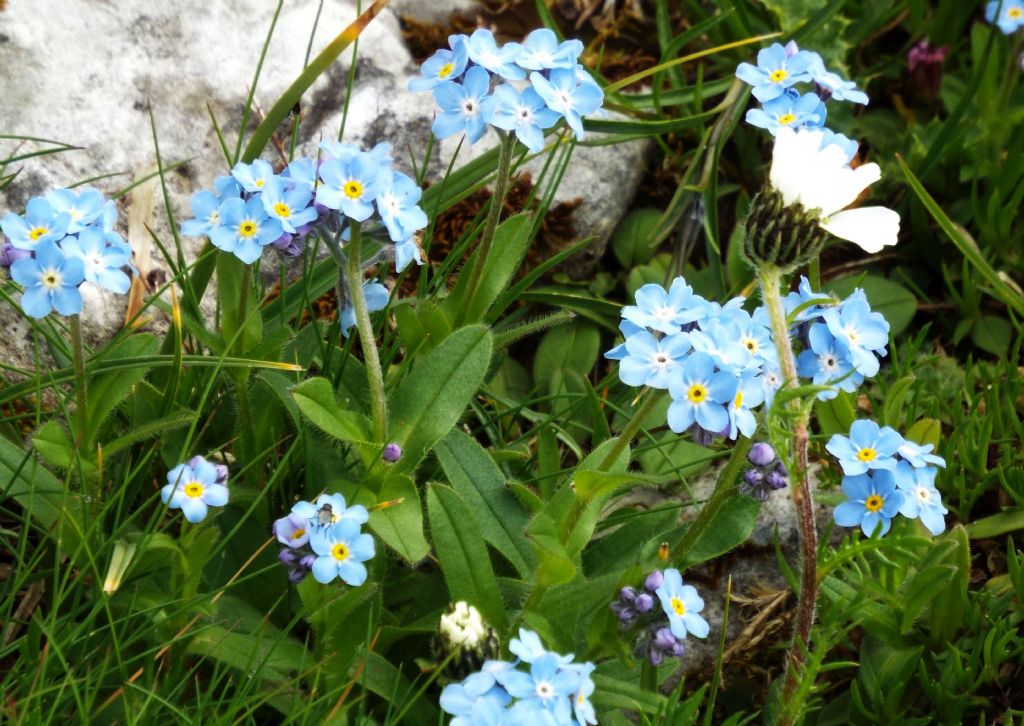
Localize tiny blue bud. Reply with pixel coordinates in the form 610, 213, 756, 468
644, 570, 664, 593
620, 586, 637, 603
383, 443, 402, 463
634, 593, 654, 613
748, 442, 776, 467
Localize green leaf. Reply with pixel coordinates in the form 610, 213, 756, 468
826, 274, 917, 338
216, 254, 262, 353
360, 652, 437, 726
393, 300, 452, 357
611, 208, 664, 267
970, 315, 1012, 358
676, 495, 760, 568
882, 376, 916, 429
426, 484, 507, 631
103, 409, 196, 457
899, 564, 957, 635
463, 213, 534, 321
906, 418, 942, 448
435, 430, 534, 578
33, 420, 83, 471
966, 508, 1024, 539
365, 474, 430, 564
389, 325, 493, 474
184, 623, 310, 683
291, 377, 374, 444
83, 333, 159, 446
928, 525, 969, 645
533, 320, 600, 395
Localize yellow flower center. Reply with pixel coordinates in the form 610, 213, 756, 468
769, 69, 788, 83
687, 383, 708, 404
255, 178, 265, 188
734, 391, 744, 409
438, 62, 455, 78
41, 270, 62, 289
273, 202, 292, 218
291, 528, 306, 540
777, 113, 797, 125
577, 692, 585, 705
857, 447, 877, 463
331, 542, 350, 562
29, 227, 48, 241
1010, 7, 1023, 18
670, 596, 686, 616
864, 494, 883, 513
238, 220, 258, 238
343, 180, 364, 199
743, 338, 758, 353
184, 481, 204, 498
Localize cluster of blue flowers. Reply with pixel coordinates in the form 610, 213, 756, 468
610, 568, 709, 666
409, 28, 604, 152
180, 141, 427, 273
272, 492, 375, 585
828, 420, 948, 536
1, 188, 133, 319
440, 628, 597, 726
161, 455, 230, 524
735, 41, 867, 162
986, 0, 1024, 34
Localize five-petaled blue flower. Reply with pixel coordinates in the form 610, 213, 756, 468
796, 323, 862, 400
986, 0, 1024, 34
180, 190, 224, 237
833, 469, 904, 537
466, 28, 525, 80
616, 330, 692, 389
309, 518, 375, 586
667, 352, 738, 434
292, 492, 369, 528
530, 68, 604, 140
61, 228, 132, 294
622, 279, 704, 334
1, 197, 71, 251
655, 568, 710, 640
735, 42, 816, 102
273, 512, 311, 548
746, 91, 826, 134
897, 439, 946, 469
340, 281, 390, 338
408, 34, 470, 92
375, 170, 429, 242
822, 290, 889, 377
894, 462, 947, 535
727, 374, 766, 439
516, 28, 583, 71
826, 419, 904, 476
807, 55, 869, 104
10, 239, 85, 318
162, 457, 230, 524
431, 65, 493, 144
483, 83, 561, 153
45, 188, 105, 234
440, 674, 511, 726
495, 652, 579, 722
260, 176, 318, 233
210, 196, 283, 264
231, 159, 275, 193
316, 152, 381, 221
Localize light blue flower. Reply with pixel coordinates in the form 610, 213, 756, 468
516, 28, 583, 71
375, 170, 428, 242
571, 662, 597, 725
340, 281, 390, 338
260, 176, 318, 233
496, 653, 579, 722
783, 275, 832, 323
432, 65, 493, 144
440, 674, 512, 726
894, 462, 947, 535
735, 42, 816, 102
209, 196, 283, 263
321, 141, 393, 173
161, 458, 229, 524
45, 188, 105, 234
806, 53, 869, 104
466, 28, 525, 80
604, 319, 645, 361
1, 197, 71, 251
292, 492, 369, 528
796, 323, 862, 400
483, 84, 561, 153
309, 518, 375, 586
655, 568, 709, 640
409, 35, 470, 91
180, 190, 224, 237
508, 628, 550, 664
833, 469, 904, 537
985, 0, 1024, 34
316, 152, 381, 221
10, 240, 85, 318
728, 309, 776, 367
746, 91, 826, 134
393, 235, 423, 273
622, 278, 705, 334
826, 419, 904, 476
816, 128, 860, 164
688, 322, 755, 375
215, 174, 243, 199
283, 157, 318, 192
231, 159, 276, 193
667, 352, 738, 434
759, 362, 782, 410
529, 68, 604, 140
727, 374, 766, 439
822, 290, 889, 377
897, 439, 946, 469
60, 228, 132, 294
616, 330, 692, 389
462, 660, 518, 695
273, 512, 311, 547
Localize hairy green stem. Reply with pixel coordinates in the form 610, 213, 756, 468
69, 315, 88, 451
461, 132, 516, 320
598, 389, 662, 471
345, 222, 388, 442
758, 265, 818, 725
232, 265, 257, 484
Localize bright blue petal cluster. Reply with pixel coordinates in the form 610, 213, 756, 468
439, 628, 597, 725
161, 455, 230, 524
736, 41, 868, 161
2, 188, 133, 319
986, 0, 1024, 34
410, 28, 603, 150
272, 492, 374, 585
655, 568, 710, 640
830, 423, 948, 536
180, 142, 427, 272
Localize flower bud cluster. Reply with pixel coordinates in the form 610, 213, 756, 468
740, 442, 789, 501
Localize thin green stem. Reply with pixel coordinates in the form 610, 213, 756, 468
345, 222, 388, 442
461, 132, 516, 320
757, 265, 818, 726
808, 254, 821, 292
69, 315, 88, 451
232, 265, 257, 484
598, 389, 662, 471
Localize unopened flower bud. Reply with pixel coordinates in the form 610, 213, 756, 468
744, 187, 829, 272
784, 40, 800, 57
619, 586, 637, 603
748, 442, 776, 467
647, 645, 664, 666
434, 601, 500, 680
644, 570, 664, 593
382, 443, 402, 463
743, 468, 765, 487
653, 627, 676, 650
634, 593, 654, 613
766, 469, 788, 491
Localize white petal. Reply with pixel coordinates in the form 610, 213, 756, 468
821, 207, 901, 253
770, 128, 819, 206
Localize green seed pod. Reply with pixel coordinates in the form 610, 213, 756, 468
743, 187, 829, 272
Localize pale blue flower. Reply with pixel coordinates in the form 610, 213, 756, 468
985, 0, 1024, 34
409, 35, 470, 92
604, 319, 645, 361
529, 68, 604, 140
273, 512, 311, 547
340, 281, 389, 338
210, 196, 283, 263
622, 278, 705, 334
735, 42, 816, 102
826, 419, 904, 476
466, 28, 525, 80
60, 227, 132, 294
759, 362, 782, 410
667, 352, 738, 434
655, 568, 709, 639
833, 469, 904, 537
508, 628, 550, 664
616, 330, 692, 389
316, 152, 381, 221
292, 492, 369, 528
571, 662, 597, 725
496, 653, 579, 722
1, 197, 71, 251
796, 323, 862, 400
746, 91, 826, 134
897, 439, 946, 469
822, 290, 889, 377
432, 65, 493, 143
283, 157, 318, 192
483, 84, 561, 153
440, 673, 512, 726
393, 236, 423, 273
806, 53, 869, 104
309, 518, 375, 586
817, 128, 860, 164
894, 462, 947, 535
260, 176, 318, 233
688, 322, 755, 375
375, 170, 428, 242
10, 239, 85, 318
162, 458, 229, 524
727, 374, 765, 439
783, 275, 832, 323
180, 190, 224, 237
45, 188, 105, 233
231, 159, 276, 193
516, 28, 583, 71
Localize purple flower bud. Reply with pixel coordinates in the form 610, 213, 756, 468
617, 607, 636, 624
300, 554, 316, 569
287, 567, 308, 583
647, 645, 664, 666
670, 641, 686, 658
383, 443, 402, 463
653, 627, 676, 650
214, 464, 229, 484
748, 442, 776, 467
743, 468, 765, 487
644, 570, 664, 593
619, 586, 637, 603
634, 593, 654, 613
784, 40, 800, 57
766, 469, 788, 491
907, 39, 949, 102
278, 548, 302, 566
0, 242, 31, 268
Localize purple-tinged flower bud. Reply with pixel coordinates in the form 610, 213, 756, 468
278, 548, 302, 566
748, 442, 776, 467
766, 469, 788, 491
670, 641, 686, 658
647, 645, 664, 666
907, 39, 949, 102
0, 241, 30, 267
644, 570, 664, 593
300, 554, 316, 569
617, 607, 636, 623
214, 464, 229, 484
383, 443, 402, 463
653, 627, 676, 650
634, 593, 654, 613
784, 40, 800, 57
287, 567, 308, 583
743, 468, 765, 487
619, 586, 637, 603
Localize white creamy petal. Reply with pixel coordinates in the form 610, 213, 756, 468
821, 207, 900, 253
768, 127, 808, 206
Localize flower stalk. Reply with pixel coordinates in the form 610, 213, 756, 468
69, 315, 88, 452
757, 264, 818, 723
345, 221, 388, 442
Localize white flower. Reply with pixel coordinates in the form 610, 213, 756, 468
770, 127, 900, 254
439, 601, 487, 648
